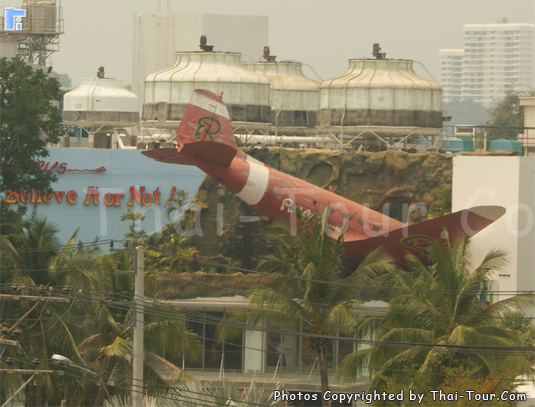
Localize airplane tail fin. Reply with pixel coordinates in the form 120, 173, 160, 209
142, 89, 240, 167
176, 89, 239, 150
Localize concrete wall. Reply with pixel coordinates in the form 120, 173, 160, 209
452, 156, 535, 310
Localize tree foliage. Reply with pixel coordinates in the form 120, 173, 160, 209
426, 186, 452, 219
443, 98, 490, 127
0, 213, 200, 407
221, 211, 394, 407
373, 367, 520, 407
120, 207, 147, 245
0, 57, 62, 194
485, 89, 535, 140
103, 379, 283, 407
337, 235, 534, 398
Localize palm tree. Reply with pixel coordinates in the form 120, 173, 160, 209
221, 211, 394, 407
145, 225, 198, 273
0, 211, 61, 285
164, 189, 189, 222
102, 379, 283, 407
337, 235, 534, 396
77, 255, 200, 406
0, 215, 101, 407
120, 208, 147, 245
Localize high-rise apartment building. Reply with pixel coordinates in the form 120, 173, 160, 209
439, 49, 463, 103
439, 22, 535, 106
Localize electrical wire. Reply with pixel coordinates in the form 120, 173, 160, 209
1, 238, 533, 296
24, 286, 534, 357
8, 353, 535, 395
3, 285, 533, 358
143, 272, 535, 321
8, 357, 281, 407
0, 238, 118, 254
4, 286, 533, 358
2, 279, 534, 323
1, 242, 534, 389
0, 262, 119, 276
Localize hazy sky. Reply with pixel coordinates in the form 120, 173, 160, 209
2, 0, 534, 87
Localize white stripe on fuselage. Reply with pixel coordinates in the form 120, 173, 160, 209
236, 156, 269, 205
190, 92, 230, 119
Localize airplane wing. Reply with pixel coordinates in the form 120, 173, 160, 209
142, 148, 195, 165
343, 206, 505, 268
142, 141, 237, 167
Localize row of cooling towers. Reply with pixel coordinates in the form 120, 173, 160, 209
63, 43, 443, 139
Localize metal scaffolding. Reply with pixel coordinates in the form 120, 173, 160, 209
0, 0, 64, 66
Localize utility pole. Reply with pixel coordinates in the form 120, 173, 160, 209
132, 246, 144, 407
110, 241, 145, 407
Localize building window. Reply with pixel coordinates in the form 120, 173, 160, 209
182, 309, 244, 372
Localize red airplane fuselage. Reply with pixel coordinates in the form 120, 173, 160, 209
192, 152, 404, 241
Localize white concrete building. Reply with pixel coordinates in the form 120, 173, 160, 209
132, 13, 269, 111
452, 156, 535, 307
439, 49, 463, 103
0, 37, 20, 59
439, 22, 535, 106
519, 97, 535, 155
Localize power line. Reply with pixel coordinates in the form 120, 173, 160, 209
1, 284, 532, 359
0, 238, 118, 254
5, 285, 532, 358
9, 357, 281, 407
1, 239, 532, 295
145, 272, 535, 321
2, 278, 534, 323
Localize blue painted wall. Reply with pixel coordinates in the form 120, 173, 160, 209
4, 148, 205, 245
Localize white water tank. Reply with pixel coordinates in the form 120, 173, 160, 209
63, 77, 139, 129
318, 57, 442, 136
242, 60, 319, 133
143, 52, 271, 127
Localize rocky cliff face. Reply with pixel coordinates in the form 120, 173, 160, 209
248, 147, 453, 210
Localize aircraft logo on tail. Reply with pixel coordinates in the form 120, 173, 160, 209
194, 116, 221, 141
400, 235, 438, 254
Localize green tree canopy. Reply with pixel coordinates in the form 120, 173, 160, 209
220, 211, 394, 407
337, 235, 534, 398
485, 89, 535, 140
0, 57, 61, 194
443, 98, 490, 127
